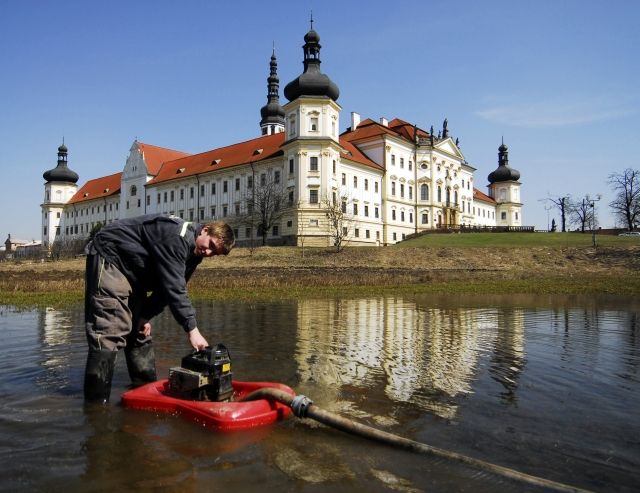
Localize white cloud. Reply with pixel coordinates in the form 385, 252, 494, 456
475, 96, 637, 127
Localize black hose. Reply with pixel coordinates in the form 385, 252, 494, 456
241, 388, 592, 493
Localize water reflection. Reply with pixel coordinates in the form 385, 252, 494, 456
294, 298, 528, 418
2, 294, 640, 492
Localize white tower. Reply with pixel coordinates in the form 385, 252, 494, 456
487, 140, 522, 227
41, 142, 79, 248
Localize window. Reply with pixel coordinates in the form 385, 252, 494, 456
391, 155, 396, 165
515, 212, 519, 220
353, 176, 358, 188
401, 211, 405, 222
375, 182, 379, 193
354, 228, 359, 238
235, 204, 240, 215
353, 203, 358, 215
289, 118, 296, 135
246, 227, 252, 238
310, 156, 318, 171
260, 174, 266, 186
502, 211, 508, 220
392, 210, 396, 221
342, 173, 346, 185
400, 184, 405, 198
211, 183, 216, 195
247, 176, 253, 189
223, 205, 228, 217
400, 158, 404, 168
364, 179, 368, 191
235, 178, 240, 191
366, 230, 370, 239
288, 190, 294, 204
422, 213, 428, 224
437, 186, 442, 202
310, 117, 318, 131
309, 189, 319, 204
137, 199, 141, 208
393, 232, 397, 241
210, 206, 216, 217
146, 196, 150, 206
189, 209, 194, 220
200, 208, 205, 220
341, 201, 347, 213
201, 184, 205, 196
409, 161, 413, 171
131, 185, 137, 196
391, 182, 396, 196
223, 181, 228, 193
274, 170, 280, 184
333, 160, 336, 174
188, 187, 193, 199
409, 186, 413, 200
170, 190, 175, 202
375, 207, 379, 218
163, 192, 167, 203
364, 205, 369, 217
289, 159, 294, 174
409, 212, 413, 223
272, 225, 279, 236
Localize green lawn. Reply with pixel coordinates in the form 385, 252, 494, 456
398, 232, 638, 248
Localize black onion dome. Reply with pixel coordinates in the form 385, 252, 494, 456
260, 51, 286, 125
43, 143, 79, 183
284, 27, 340, 102
488, 140, 520, 183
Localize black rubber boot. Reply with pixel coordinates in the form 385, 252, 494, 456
125, 343, 157, 387
84, 349, 117, 404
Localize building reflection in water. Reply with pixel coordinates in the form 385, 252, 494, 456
294, 297, 526, 419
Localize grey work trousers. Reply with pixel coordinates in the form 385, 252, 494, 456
84, 245, 151, 352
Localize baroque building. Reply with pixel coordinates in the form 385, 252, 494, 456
41, 24, 523, 249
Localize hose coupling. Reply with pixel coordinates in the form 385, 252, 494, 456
291, 394, 313, 417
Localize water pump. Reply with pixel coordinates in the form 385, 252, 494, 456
168, 344, 233, 401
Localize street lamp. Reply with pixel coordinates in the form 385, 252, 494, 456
586, 194, 602, 247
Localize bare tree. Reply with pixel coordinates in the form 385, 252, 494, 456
545, 195, 570, 232
568, 197, 595, 232
237, 170, 291, 246
321, 192, 356, 252
608, 168, 640, 231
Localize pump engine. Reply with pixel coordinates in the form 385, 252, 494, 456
168, 344, 233, 401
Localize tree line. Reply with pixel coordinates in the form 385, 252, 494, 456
545, 168, 639, 232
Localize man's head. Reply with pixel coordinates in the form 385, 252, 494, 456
194, 221, 235, 257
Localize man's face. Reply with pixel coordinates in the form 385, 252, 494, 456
194, 228, 227, 257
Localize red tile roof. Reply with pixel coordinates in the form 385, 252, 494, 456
342, 116, 431, 145
146, 132, 383, 186
473, 188, 496, 204
137, 142, 191, 175
147, 133, 286, 186
68, 172, 122, 205
339, 138, 383, 170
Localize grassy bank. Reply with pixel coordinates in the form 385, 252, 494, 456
1, 233, 639, 308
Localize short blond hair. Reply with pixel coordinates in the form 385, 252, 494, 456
203, 221, 235, 253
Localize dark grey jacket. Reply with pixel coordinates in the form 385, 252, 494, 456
91, 214, 203, 332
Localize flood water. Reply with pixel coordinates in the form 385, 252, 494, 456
1, 294, 639, 492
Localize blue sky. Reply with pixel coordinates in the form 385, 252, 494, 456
1, 0, 638, 240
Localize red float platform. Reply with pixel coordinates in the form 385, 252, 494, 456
121, 379, 295, 431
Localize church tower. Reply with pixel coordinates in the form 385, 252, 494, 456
488, 140, 522, 227
41, 142, 79, 247
259, 48, 285, 135
282, 18, 342, 245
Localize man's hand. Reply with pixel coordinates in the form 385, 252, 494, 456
188, 327, 209, 350
138, 319, 152, 337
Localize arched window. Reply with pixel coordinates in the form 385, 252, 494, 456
130, 185, 137, 197
421, 184, 429, 200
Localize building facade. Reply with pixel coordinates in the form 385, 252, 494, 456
41, 25, 523, 249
